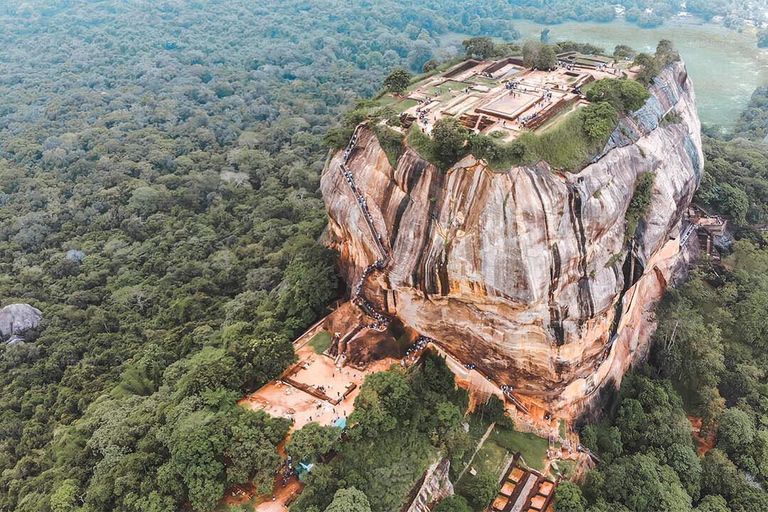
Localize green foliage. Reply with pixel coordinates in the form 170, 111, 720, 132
522, 41, 558, 70
371, 124, 405, 168
694, 495, 729, 512
701, 449, 742, 500
285, 422, 341, 463
431, 118, 470, 171
656, 40, 681, 67
468, 134, 528, 171
578, 371, 703, 510
634, 40, 681, 86
407, 93, 618, 172
717, 408, 754, 457
384, 68, 413, 94
580, 425, 623, 465
473, 395, 510, 426
0, 3, 373, 508
585, 79, 651, 113
554, 482, 587, 512
50, 480, 79, 512
734, 86, 768, 140
407, 119, 470, 172
515, 105, 616, 171
349, 369, 415, 439
579, 212, 768, 511
463, 37, 495, 59
652, 289, 725, 397
554, 42, 605, 55
633, 53, 662, 86
279, 244, 339, 328
294, 358, 470, 512
433, 496, 472, 512
232, 332, 298, 391
696, 136, 768, 224
324, 487, 373, 512
601, 453, 692, 512
309, 331, 333, 355
463, 471, 499, 511
456, 99, 618, 171
581, 102, 620, 141
613, 45, 637, 61
625, 172, 655, 238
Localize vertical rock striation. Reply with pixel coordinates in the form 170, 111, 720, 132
321, 62, 703, 419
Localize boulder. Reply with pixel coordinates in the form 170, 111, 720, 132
0, 303, 43, 342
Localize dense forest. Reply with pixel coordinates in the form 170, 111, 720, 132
0, 1, 529, 510
0, 1, 641, 511
1, 1, 768, 512
2, 0, 768, 35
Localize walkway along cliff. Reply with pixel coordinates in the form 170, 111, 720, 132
320, 61, 704, 420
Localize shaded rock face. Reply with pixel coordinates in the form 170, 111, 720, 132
404, 459, 454, 512
0, 304, 42, 343
321, 62, 703, 418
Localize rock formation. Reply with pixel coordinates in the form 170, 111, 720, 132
0, 303, 42, 344
404, 459, 454, 512
321, 62, 703, 419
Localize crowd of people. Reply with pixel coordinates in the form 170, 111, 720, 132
400, 336, 434, 368
415, 102, 432, 128
339, 126, 392, 332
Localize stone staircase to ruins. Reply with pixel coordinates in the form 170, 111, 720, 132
338, 124, 392, 333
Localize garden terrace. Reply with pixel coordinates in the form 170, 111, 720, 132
384, 55, 626, 143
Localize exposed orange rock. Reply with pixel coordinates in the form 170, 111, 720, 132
321, 62, 703, 420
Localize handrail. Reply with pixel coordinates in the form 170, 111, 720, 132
338, 125, 392, 331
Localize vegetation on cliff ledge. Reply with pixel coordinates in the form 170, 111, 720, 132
371, 40, 677, 174
565, 83, 768, 512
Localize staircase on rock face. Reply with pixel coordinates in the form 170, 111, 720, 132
338, 125, 392, 331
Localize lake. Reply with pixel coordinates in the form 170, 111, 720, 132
445, 18, 768, 129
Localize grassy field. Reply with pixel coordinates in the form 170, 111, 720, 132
455, 416, 549, 487
516, 107, 608, 171
467, 75, 498, 87
308, 331, 332, 354
555, 459, 578, 479
490, 427, 548, 472
466, 436, 511, 476
536, 102, 581, 134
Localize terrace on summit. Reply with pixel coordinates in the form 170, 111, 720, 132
385, 51, 629, 141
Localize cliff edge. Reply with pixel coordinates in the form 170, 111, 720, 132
321, 61, 703, 419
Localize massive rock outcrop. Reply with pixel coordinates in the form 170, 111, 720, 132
321, 62, 703, 419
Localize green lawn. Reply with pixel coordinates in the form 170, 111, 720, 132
468, 75, 498, 87
376, 95, 419, 113
490, 426, 549, 472
555, 459, 577, 479
455, 419, 549, 489
308, 331, 332, 354
536, 102, 581, 134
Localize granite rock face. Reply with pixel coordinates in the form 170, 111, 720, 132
0, 304, 42, 343
404, 459, 454, 512
321, 62, 703, 418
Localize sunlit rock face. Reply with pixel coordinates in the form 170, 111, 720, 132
321, 61, 702, 419
0, 303, 42, 343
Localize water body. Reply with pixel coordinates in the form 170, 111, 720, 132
512, 18, 768, 128
444, 19, 768, 129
